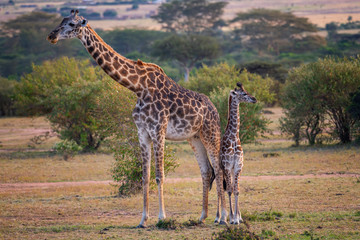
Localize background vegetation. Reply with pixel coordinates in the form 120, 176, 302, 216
0, 2, 359, 238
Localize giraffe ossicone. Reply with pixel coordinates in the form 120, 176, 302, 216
220, 82, 256, 225
47, 10, 227, 227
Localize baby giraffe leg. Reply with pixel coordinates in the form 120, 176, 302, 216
233, 169, 243, 224
224, 169, 234, 224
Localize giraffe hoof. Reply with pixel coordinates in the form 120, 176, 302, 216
214, 219, 220, 224
136, 224, 147, 229
219, 220, 227, 225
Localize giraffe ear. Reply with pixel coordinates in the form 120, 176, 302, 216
230, 90, 237, 97
81, 19, 88, 27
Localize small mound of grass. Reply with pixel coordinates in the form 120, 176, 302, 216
156, 219, 180, 230
212, 226, 260, 240
156, 218, 204, 230
183, 218, 202, 227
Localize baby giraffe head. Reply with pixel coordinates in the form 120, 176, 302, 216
47, 9, 88, 44
230, 82, 257, 104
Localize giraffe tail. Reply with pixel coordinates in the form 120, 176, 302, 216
223, 171, 227, 191
209, 165, 216, 191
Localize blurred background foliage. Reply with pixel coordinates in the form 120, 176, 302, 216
1, 0, 360, 147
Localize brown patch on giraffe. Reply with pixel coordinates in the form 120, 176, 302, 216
97, 57, 104, 66
92, 51, 100, 59
112, 72, 121, 81
129, 70, 136, 74
137, 59, 144, 66
87, 46, 94, 54
136, 66, 147, 75
120, 69, 128, 77
128, 75, 139, 83
113, 60, 121, 70
103, 53, 111, 62
126, 62, 135, 69
103, 64, 114, 74
139, 75, 147, 88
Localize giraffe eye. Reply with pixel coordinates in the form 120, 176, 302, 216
69, 23, 75, 27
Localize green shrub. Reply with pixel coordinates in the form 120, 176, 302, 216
156, 219, 180, 230
210, 87, 270, 143
183, 63, 274, 142
53, 140, 83, 160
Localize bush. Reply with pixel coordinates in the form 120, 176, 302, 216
183, 63, 274, 142
103, 9, 117, 18
53, 139, 83, 160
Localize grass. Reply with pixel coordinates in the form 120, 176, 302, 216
0, 113, 360, 239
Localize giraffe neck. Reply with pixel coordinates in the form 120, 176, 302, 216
78, 25, 141, 93
225, 95, 240, 135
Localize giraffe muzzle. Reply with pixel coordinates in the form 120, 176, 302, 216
47, 31, 59, 44
47, 35, 58, 44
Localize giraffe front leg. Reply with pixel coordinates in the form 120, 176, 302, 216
224, 168, 233, 224
137, 131, 152, 228
153, 134, 166, 221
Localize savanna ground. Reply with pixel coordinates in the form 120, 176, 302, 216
0, 108, 359, 239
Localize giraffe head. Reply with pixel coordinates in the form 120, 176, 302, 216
230, 82, 257, 104
47, 10, 88, 44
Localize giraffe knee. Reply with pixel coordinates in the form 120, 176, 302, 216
155, 177, 164, 185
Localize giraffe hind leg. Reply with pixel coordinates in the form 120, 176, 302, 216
188, 135, 213, 223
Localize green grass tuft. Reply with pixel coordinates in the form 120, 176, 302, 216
212, 226, 261, 240
156, 219, 180, 230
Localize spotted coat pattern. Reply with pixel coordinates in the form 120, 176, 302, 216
220, 83, 257, 224
47, 10, 227, 227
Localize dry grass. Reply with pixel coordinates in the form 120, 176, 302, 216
0, 112, 359, 239
0, 117, 58, 150
0, 177, 359, 239
0, 153, 113, 183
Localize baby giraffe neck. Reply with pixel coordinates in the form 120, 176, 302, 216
78, 25, 140, 92
225, 96, 240, 134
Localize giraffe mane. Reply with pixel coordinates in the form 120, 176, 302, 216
137, 59, 165, 74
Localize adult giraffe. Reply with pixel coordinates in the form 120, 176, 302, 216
47, 10, 227, 227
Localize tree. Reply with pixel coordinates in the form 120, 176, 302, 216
152, 34, 220, 81
103, 9, 117, 18
16, 57, 117, 150
280, 56, 360, 144
280, 70, 326, 145
348, 87, 360, 141
184, 63, 274, 142
231, 9, 322, 55
151, 0, 227, 34
0, 77, 16, 116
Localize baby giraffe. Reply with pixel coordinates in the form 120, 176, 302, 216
220, 82, 257, 224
